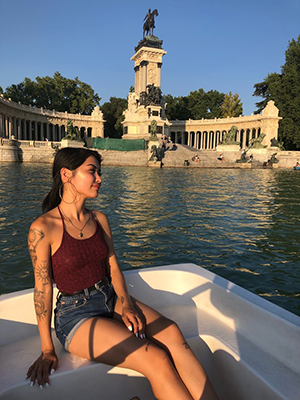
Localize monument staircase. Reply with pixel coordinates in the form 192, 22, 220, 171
161, 143, 239, 168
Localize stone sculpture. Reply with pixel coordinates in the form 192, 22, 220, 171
249, 133, 266, 148
223, 125, 240, 145
145, 84, 162, 106
149, 144, 159, 162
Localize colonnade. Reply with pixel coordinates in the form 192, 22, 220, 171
0, 95, 105, 142
171, 127, 262, 150
0, 114, 91, 141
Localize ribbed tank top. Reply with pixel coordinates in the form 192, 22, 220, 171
51, 208, 109, 293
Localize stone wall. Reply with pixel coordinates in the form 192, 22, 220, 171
97, 149, 148, 167
1, 141, 299, 168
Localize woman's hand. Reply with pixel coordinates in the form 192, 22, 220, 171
26, 350, 58, 388
122, 304, 146, 339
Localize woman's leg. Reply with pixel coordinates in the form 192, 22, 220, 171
68, 314, 193, 400
114, 298, 219, 400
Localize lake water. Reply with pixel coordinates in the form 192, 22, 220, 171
0, 163, 299, 316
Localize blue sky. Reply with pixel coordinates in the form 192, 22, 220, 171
0, 0, 299, 115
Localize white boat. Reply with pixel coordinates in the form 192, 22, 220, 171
1, 263, 299, 400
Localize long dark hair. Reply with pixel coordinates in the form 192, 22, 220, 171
42, 147, 102, 213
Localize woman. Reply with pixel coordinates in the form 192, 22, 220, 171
26, 147, 218, 400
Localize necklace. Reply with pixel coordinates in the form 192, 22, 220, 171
59, 207, 90, 238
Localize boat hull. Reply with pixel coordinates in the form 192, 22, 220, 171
1, 263, 299, 399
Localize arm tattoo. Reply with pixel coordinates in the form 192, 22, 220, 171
28, 228, 45, 268
120, 296, 125, 304
36, 260, 52, 285
34, 288, 47, 320
145, 342, 151, 352
34, 288, 44, 298
183, 341, 190, 350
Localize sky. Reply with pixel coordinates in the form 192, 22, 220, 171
0, 0, 299, 116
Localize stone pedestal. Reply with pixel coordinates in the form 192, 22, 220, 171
61, 139, 85, 148
0, 140, 21, 162
148, 160, 162, 168
122, 36, 168, 140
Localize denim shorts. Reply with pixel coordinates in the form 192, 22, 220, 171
54, 283, 117, 351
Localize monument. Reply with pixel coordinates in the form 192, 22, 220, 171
122, 9, 169, 140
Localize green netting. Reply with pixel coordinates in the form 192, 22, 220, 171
92, 138, 145, 151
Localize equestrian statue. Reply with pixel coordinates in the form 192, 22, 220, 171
143, 9, 159, 37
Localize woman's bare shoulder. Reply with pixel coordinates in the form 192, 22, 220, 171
29, 208, 60, 238
92, 210, 110, 228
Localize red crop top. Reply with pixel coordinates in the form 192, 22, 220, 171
51, 208, 109, 293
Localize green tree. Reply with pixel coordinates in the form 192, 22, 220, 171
188, 89, 225, 119
0, 86, 3, 94
101, 97, 128, 138
253, 35, 300, 149
165, 89, 225, 120
164, 94, 189, 120
4, 72, 101, 115
221, 91, 243, 117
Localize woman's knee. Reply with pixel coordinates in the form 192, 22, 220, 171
142, 341, 173, 372
158, 318, 185, 344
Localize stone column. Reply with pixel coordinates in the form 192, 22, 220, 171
204, 132, 208, 149
53, 125, 56, 141
29, 120, 32, 140
24, 120, 27, 140
140, 61, 148, 93
3, 115, 7, 138
8, 117, 12, 139
213, 132, 216, 149
157, 63, 162, 87
12, 117, 16, 138
175, 132, 178, 144
40, 123, 44, 140
134, 66, 140, 95
0, 114, 3, 137
34, 121, 38, 140
17, 119, 21, 140
181, 132, 184, 145
196, 132, 200, 149
46, 124, 50, 140
58, 125, 61, 141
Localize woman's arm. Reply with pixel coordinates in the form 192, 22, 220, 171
95, 211, 145, 338
26, 219, 58, 387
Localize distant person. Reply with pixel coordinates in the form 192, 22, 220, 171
294, 161, 300, 170
26, 147, 219, 400
249, 154, 254, 163
217, 154, 224, 161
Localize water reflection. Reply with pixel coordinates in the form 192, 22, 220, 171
0, 163, 299, 316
